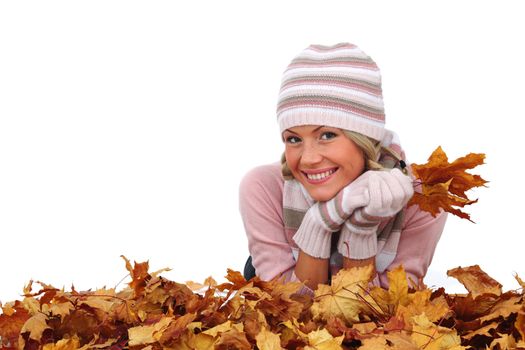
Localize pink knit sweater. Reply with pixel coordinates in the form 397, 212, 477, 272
239, 162, 447, 289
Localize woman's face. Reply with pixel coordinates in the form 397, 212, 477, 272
283, 125, 365, 202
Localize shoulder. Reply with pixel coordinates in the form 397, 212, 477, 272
239, 162, 283, 197
238, 162, 285, 225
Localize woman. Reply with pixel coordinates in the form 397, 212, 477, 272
239, 43, 446, 292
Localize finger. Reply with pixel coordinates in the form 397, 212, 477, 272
348, 169, 374, 189
377, 174, 394, 211
380, 170, 405, 211
367, 172, 386, 213
341, 179, 370, 214
391, 168, 415, 201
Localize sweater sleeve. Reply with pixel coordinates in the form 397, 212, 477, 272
239, 163, 297, 282
378, 205, 447, 288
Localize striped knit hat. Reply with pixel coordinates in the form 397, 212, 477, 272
277, 43, 386, 142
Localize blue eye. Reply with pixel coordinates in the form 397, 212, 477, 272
286, 136, 301, 144
320, 132, 337, 140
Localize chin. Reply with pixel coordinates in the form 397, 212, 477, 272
308, 189, 337, 202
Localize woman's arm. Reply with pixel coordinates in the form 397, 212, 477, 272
239, 164, 332, 291
239, 164, 298, 282
294, 252, 329, 290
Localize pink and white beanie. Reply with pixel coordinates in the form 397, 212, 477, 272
276, 42, 387, 142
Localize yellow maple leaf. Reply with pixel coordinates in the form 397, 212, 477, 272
396, 289, 450, 326
128, 316, 173, 346
311, 265, 374, 323
410, 314, 466, 350
281, 318, 308, 339
304, 329, 343, 350
255, 327, 282, 350
367, 265, 411, 317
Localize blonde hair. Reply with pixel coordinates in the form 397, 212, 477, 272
280, 130, 403, 180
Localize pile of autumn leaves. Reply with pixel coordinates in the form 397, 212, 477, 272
1, 256, 524, 350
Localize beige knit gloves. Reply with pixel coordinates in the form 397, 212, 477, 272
338, 168, 414, 259
293, 168, 414, 260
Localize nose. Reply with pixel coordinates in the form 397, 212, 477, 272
301, 142, 323, 166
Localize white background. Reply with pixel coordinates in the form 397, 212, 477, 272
1, 1, 524, 303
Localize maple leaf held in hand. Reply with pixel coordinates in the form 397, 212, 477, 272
408, 146, 487, 222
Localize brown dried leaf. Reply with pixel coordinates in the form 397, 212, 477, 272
20, 313, 49, 342
462, 322, 499, 340
215, 327, 251, 350
478, 294, 523, 323
447, 265, 502, 298
3, 258, 525, 350
216, 269, 249, 292
515, 274, 525, 289
0, 302, 30, 348
159, 313, 196, 346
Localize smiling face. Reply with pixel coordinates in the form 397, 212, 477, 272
283, 125, 366, 202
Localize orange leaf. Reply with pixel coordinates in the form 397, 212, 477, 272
447, 265, 502, 298
409, 146, 487, 222
121, 255, 150, 297
216, 269, 249, 292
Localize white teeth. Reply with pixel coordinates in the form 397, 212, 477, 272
306, 169, 335, 181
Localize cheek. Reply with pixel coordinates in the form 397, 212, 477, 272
355, 156, 365, 173
284, 148, 299, 169
348, 154, 365, 174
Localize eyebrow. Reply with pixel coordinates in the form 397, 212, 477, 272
284, 125, 325, 134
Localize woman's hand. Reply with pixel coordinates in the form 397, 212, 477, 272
292, 170, 378, 259
359, 168, 414, 220
338, 168, 414, 260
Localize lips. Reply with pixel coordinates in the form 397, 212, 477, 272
301, 167, 338, 184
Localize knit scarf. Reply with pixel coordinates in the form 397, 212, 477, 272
282, 132, 407, 274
